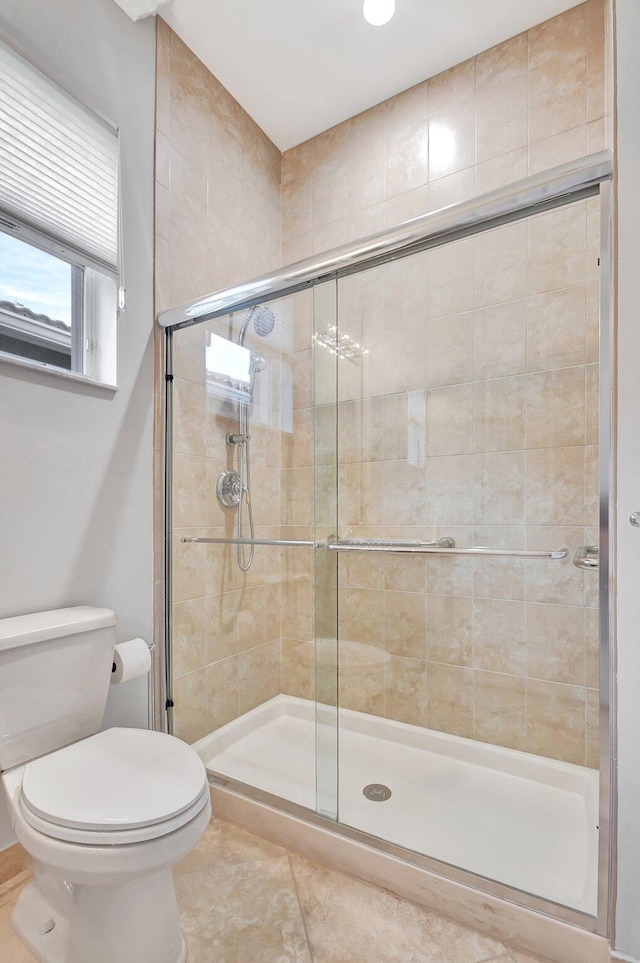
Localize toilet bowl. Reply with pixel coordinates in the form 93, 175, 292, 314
3, 728, 211, 963
0, 608, 211, 963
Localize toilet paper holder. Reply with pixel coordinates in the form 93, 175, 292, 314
111, 639, 156, 677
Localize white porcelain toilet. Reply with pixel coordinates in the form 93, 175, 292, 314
0, 606, 211, 963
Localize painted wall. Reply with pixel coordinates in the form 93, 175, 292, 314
0, 0, 156, 848
613, 0, 640, 957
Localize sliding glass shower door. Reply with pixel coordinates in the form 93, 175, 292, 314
166, 164, 608, 930
322, 192, 602, 916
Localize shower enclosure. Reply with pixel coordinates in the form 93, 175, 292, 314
161, 152, 612, 935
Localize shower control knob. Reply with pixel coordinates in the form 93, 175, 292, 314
217, 470, 242, 508
630, 512, 640, 528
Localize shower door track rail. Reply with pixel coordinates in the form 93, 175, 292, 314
158, 150, 612, 330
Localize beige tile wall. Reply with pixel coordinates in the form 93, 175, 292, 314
157, 1, 606, 765
279, 0, 605, 767
155, 19, 283, 743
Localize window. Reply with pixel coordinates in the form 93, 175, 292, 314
0, 39, 120, 385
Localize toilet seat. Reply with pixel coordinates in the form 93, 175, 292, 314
18, 727, 209, 845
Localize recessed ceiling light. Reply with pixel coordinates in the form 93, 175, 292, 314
362, 0, 396, 27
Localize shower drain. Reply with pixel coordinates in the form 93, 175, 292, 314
363, 783, 392, 802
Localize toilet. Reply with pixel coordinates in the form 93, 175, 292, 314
0, 606, 211, 963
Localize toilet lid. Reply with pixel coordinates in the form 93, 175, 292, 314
20, 728, 208, 832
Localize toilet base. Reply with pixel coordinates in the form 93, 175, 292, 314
12, 866, 187, 963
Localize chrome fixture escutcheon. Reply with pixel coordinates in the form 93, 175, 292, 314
630, 512, 640, 528
216, 470, 242, 508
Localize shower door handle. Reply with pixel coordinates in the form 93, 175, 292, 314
573, 545, 599, 570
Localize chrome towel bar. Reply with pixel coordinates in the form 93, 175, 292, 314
180, 536, 317, 547
179, 536, 570, 559
326, 541, 569, 559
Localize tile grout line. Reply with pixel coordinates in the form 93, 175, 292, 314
287, 853, 315, 963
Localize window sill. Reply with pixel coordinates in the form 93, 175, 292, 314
0, 349, 118, 391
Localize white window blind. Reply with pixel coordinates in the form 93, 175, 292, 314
0, 41, 119, 272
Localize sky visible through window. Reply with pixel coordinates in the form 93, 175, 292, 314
0, 230, 71, 326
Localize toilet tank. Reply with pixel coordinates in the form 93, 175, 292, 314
0, 606, 117, 771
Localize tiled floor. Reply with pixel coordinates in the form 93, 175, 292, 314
0, 817, 550, 962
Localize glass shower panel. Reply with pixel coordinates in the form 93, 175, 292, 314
313, 279, 339, 820
169, 290, 320, 811
333, 194, 601, 916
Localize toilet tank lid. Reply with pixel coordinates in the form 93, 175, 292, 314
0, 606, 117, 652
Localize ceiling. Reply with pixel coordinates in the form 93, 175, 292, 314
162, 0, 583, 151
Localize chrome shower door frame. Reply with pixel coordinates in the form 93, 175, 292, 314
160, 152, 615, 940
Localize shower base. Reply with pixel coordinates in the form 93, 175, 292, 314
193, 694, 598, 916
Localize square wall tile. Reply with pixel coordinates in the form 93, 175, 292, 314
429, 101, 476, 181
384, 590, 427, 659
476, 33, 528, 90
473, 377, 526, 453
526, 366, 586, 449
477, 76, 528, 163
475, 451, 526, 526
526, 447, 586, 526
425, 455, 474, 526
428, 59, 476, 113
427, 238, 474, 320
473, 598, 526, 675
527, 679, 586, 764
206, 657, 238, 732
339, 587, 385, 648
386, 118, 429, 197
173, 598, 206, 676
426, 313, 474, 388
205, 593, 238, 663
173, 668, 207, 744
427, 663, 474, 738
526, 286, 587, 372
427, 594, 473, 667
474, 671, 527, 750
529, 50, 587, 143
385, 656, 428, 726
528, 203, 587, 297
426, 384, 473, 457
526, 602, 586, 686
473, 301, 527, 380
475, 221, 528, 308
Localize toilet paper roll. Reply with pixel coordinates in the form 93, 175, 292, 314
111, 638, 152, 685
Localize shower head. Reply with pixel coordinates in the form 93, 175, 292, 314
238, 304, 276, 345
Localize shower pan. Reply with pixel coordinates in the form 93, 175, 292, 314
161, 152, 613, 941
